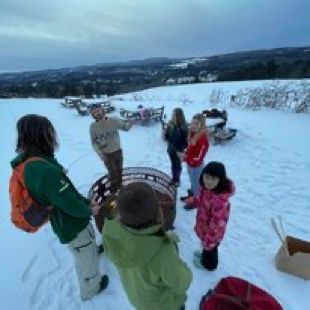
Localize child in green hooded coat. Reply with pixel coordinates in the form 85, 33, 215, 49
103, 182, 192, 310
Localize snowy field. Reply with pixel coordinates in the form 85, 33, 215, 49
1, 80, 310, 310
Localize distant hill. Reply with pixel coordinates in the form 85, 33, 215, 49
0, 47, 309, 98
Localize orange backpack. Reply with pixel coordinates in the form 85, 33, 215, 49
9, 157, 52, 233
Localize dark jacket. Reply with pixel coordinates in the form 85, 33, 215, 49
10, 153, 91, 244
165, 122, 188, 153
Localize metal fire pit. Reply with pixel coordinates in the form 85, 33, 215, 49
88, 167, 177, 233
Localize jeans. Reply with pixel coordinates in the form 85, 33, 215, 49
187, 164, 203, 195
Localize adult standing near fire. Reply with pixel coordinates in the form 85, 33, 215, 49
89, 103, 132, 194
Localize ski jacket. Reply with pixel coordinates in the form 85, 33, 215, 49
164, 122, 188, 153
103, 219, 192, 310
184, 131, 209, 167
10, 153, 91, 243
193, 181, 235, 250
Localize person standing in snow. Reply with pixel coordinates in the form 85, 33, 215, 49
179, 113, 209, 209
11, 114, 108, 300
103, 182, 192, 310
185, 161, 235, 270
162, 108, 188, 187
89, 103, 131, 193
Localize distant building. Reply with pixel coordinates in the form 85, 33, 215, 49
165, 73, 217, 86
199, 73, 217, 82
177, 76, 195, 84
166, 78, 176, 85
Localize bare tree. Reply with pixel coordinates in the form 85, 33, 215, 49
209, 88, 227, 106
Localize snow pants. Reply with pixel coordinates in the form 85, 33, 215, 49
68, 222, 101, 300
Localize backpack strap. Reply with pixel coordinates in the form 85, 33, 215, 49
22, 156, 46, 166
14, 156, 47, 173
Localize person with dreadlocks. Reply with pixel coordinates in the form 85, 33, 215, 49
10, 114, 108, 301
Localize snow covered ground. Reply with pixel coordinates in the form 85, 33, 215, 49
1, 80, 310, 310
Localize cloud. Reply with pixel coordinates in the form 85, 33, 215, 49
0, 0, 309, 71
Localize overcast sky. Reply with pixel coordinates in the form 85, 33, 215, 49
0, 0, 309, 72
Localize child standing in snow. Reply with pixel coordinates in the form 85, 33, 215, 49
185, 161, 235, 270
103, 182, 192, 310
179, 114, 209, 209
162, 108, 188, 187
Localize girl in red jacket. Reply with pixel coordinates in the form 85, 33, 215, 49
185, 161, 235, 270
179, 114, 209, 209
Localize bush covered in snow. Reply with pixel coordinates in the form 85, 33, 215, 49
228, 81, 310, 113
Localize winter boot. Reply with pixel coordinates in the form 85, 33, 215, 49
98, 274, 109, 293
97, 244, 104, 254
184, 204, 196, 211
193, 256, 204, 269
180, 189, 193, 202
194, 250, 202, 259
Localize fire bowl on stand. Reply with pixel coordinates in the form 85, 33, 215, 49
88, 167, 177, 233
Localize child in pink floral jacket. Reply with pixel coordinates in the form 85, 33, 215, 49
185, 161, 235, 270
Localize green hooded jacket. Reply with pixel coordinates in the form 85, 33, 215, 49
10, 153, 91, 244
103, 218, 192, 310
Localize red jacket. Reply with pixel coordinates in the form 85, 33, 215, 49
184, 132, 209, 167
193, 181, 235, 250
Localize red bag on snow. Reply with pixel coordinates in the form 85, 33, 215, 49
200, 276, 283, 310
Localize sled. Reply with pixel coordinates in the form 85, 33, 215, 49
88, 167, 177, 233
203, 108, 237, 144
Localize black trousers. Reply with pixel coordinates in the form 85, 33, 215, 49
168, 150, 182, 182
201, 246, 218, 270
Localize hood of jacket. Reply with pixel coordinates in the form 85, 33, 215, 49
103, 218, 169, 269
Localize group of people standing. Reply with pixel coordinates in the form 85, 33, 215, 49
163, 108, 235, 270
10, 103, 235, 310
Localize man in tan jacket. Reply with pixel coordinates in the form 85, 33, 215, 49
89, 104, 131, 193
